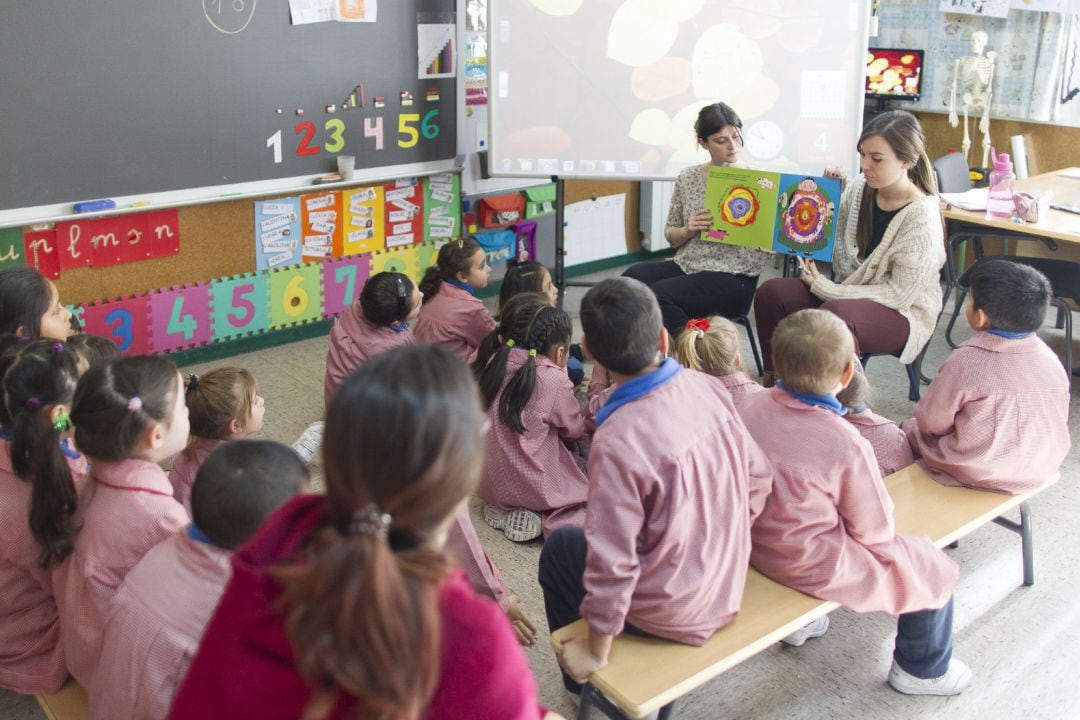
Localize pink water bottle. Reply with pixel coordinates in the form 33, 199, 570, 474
986, 147, 1015, 220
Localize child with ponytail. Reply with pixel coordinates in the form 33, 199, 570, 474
0, 337, 87, 694
414, 238, 495, 358
52, 356, 190, 687
324, 271, 420, 405
169, 345, 558, 720
0, 267, 74, 340
169, 367, 265, 513
476, 295, 588, 542
674, 316, 764, 412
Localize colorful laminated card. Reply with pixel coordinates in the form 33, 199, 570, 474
300, 191, 342, 261
23, 228, 61, 279
117, 213, 154, 264
255, 198, 303, 270
322, 254, 371, 317
383, 179, 423, 248
55, 219, 94, 270
0, 227, 24, 271
424, 172, 460, 242
210, 273, 271, 342
146, 210, 181, 258
342, 186, 385, 256
704, 167, 839, 262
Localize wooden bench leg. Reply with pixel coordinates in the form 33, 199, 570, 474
992, 501, 1035, 587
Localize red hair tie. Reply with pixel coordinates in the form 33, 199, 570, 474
685, 318, 711, 333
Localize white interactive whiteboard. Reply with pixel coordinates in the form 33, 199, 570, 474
488, 1, 870, 180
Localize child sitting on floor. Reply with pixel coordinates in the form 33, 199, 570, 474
904, 259, 1070, 493
837, 362, 914, 476
414, 238, 495, 358
324, 271, 420, 405
538, 277, 772, 697
476, 293, 588, 542
674, 316, 763, 412
740, 309, 970, 696
91, 440, 307, 720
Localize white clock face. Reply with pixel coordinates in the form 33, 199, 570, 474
744, 120, 785, 162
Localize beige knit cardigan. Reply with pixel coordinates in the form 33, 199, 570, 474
809, 175, 945, 364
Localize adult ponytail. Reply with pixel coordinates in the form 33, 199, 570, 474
419, 238, 483, 302
3, 339, 81, 567
272, 345, 484, 720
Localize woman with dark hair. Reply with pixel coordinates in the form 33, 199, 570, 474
753, 110, 944, 386
169, 345, 559, 720
622, 102, 766, 336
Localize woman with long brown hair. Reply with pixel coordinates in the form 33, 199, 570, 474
168, 344, 557, 720
753, 110, 945, 385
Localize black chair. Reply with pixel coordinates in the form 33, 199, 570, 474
733, 314, 763, 377
933, 152, 973, 194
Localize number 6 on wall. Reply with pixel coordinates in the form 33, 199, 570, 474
267, 263, 324, 330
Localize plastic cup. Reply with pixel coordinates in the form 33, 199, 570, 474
337, 155, 356, 180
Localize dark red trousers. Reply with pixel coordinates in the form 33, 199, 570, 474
753, 278, 910, 372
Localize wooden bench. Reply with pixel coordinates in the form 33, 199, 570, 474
36, 680, 88, 720
550, 465, 1059, 720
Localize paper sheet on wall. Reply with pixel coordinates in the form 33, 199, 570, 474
290, 0, 335, 25
564, 194, 626, 267
939, 0, 1010, 17
418, 23, 456, 79
334, 0, 377, 22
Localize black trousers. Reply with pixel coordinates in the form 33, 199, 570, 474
622, 260, 758, 337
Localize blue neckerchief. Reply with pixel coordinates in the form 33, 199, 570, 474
445, 278, 475, 295
388, 321, 410, 333
188, 523, 226, 549
595, 358, 682, 427
0, 426, 11, 441
776, 380, 848, 417
59, 438, 81, 460
987, 328, 1035, 340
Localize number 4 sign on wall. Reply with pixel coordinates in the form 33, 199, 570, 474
148, 284, 213, 353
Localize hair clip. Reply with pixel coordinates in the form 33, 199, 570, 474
52, 410, 72, 432
505, 339, 516, 348
528, 348, 537, 357
50, 342, 64, 354
455, 238, 464, 248
685, 318, 711, 333
349, 502, 391, 541
187, 373, 199, 390
26, 396, 41, 409
127, 396, 143, 412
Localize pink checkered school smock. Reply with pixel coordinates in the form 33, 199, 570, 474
324, 306, 415, 405
414, 283, 495, 358
480, 351, 588, 536
168, 437, 225, 516
742, 388, 957, 614
717, 371, 765, 413
904, 332, 1070, 494
444, 504, 510, 610
846, 408, 915, 476
51, 458, 188, 687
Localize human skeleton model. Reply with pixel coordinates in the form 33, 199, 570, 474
949, 30, 997, 168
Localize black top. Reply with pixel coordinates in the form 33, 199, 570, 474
866, 200, 909, 257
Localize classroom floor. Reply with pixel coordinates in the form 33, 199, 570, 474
3, 260, 1079, 720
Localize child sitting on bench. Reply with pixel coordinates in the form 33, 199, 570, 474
741, 309, 970, 696
837, 363, 913, 476
538, 277, 772, 698
904, 259, 1070, 493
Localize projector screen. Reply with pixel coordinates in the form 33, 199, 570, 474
488, 1, 870, 181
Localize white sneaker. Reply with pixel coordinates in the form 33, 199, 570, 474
888, 658, 972, 696
483, 503, 507, 531
781, 615, 829, 647
502, 508, 543, 542
291, 421, 324, 464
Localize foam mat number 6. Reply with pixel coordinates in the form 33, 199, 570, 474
268, 262, 324, 330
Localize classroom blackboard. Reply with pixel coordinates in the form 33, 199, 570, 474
1, 1, 456, 213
